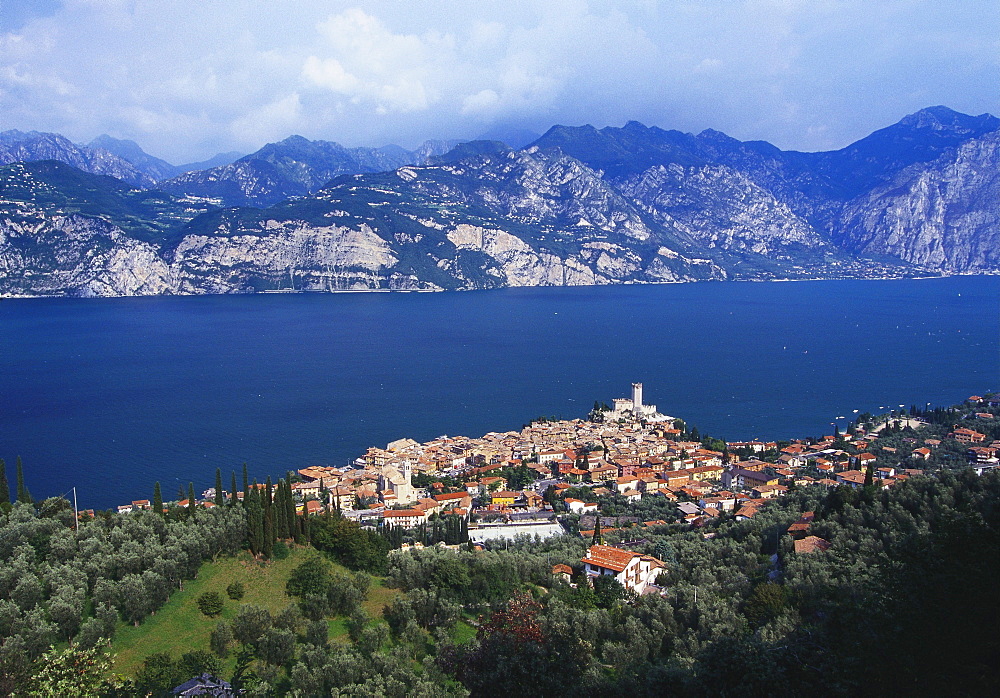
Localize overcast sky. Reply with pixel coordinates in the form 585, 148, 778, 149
1, 0, 997, 163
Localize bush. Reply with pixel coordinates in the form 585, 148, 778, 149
272, 540, 290, 560
226, 581, 245, 600
197, 591, 224, 617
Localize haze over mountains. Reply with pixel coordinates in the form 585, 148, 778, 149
0, 106, 997, 297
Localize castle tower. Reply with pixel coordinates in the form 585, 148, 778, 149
632, 382, 643, 413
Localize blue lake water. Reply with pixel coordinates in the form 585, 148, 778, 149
2, 276, 998, 510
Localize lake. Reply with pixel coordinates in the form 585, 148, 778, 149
1, 276, 997, 510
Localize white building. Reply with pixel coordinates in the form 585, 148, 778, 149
581, 544, 665, 594
602, 383, 672, 423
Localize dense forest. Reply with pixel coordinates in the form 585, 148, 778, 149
1, 401, 999, 695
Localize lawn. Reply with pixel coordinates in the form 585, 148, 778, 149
111, 546, 398, 677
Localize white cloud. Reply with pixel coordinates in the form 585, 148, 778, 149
0, 0, 996, 161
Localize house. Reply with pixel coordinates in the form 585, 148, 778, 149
382, 508, 428, 528
676, 502, 701, 517
565, 498, 598, 514
787, 511, 814, 539
837, 470, 867, 488
854, 453, 877, 468
581, 544, 665, 594
433, 491, 473, 510
722, 467, 779, 490
551, 564, 573, 584
329, 486, 355, 511
615, 476, 640, 494
794, 536, 831, 554
951, 427, 986, 444
490, 491, 519, 507
172, 673, 239, 696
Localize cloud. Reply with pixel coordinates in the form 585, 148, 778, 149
0, 0, 996, 162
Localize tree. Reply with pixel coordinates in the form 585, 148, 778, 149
242, 464, 249, 508
226, 581, 245, 600
215, 468, 224, 507
176, 650, 221, 682
593, 515, 603, 545
230, 471, 238, 508
25, 646, 122, 697
117, 574, 150, 626
246, 485, 264, 557
0, 458, 9, 508
135, 653, 183, 694
286, 555, 332, 598
864, 459, 876, 488
15, 456, 32, 504
210, 621, 234, 658
197, 591, 225, 617
153, 481, 163, 517
187, 482, 196, 517
231, 605, 272, 649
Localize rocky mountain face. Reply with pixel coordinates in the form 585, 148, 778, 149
88, 134, 245, 182
836, 130, 1000, 271
158, 136, 463, 208
1, 106, 998, 297
0, 130, 156, 188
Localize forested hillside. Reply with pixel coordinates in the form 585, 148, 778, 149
1, 459, 997, 695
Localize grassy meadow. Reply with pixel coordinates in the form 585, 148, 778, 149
111, 546, 402, 678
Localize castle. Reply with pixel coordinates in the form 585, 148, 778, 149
603, 383, 672, 423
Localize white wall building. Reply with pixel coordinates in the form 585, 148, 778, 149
581, 544, 665, 594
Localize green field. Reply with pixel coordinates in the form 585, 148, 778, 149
111, 546, 401, 678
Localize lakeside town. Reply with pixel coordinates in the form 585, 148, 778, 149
106, 383, 1000, 593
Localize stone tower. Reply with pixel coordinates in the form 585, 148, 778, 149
632, 382, 643, 413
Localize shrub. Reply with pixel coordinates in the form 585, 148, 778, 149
226, 581, 245, 601
197, 591, 224, 617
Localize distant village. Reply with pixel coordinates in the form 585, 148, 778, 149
112, 384, 1000, 594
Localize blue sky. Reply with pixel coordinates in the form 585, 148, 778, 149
1, 0, 997, 163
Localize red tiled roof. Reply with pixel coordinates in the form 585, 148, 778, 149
794, 536, 831, 554
582, 544, 638, 573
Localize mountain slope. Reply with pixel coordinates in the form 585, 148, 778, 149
836, 130, 1000, 271
159, 136, 452, 208
0, 130, 155, 188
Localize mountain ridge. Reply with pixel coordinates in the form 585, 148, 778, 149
1, 106, 998, 297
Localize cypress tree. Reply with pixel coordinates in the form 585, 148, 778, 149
188, 482, 196, 518
264, 476, 273, 509
247, 485, 264, 557
230, 471, 238, 508
242, 463, 249, 507
178, 483, 186, 501
263, 508, 274, 559
215, 468, 224, 507
274, 480, 288, 540
16, 456, 32, 504
153, 481, 163, 516
593, 515, 603, 546
285, 481, 295, 538
0, 458, 9, 507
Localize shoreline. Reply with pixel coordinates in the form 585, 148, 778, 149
3, 270, 995, 302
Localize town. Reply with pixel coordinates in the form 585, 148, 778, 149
112, 384, 1000, 593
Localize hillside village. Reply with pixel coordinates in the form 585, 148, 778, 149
115, 386, 1000, 587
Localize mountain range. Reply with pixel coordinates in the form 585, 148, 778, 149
0, 106, 997, 297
